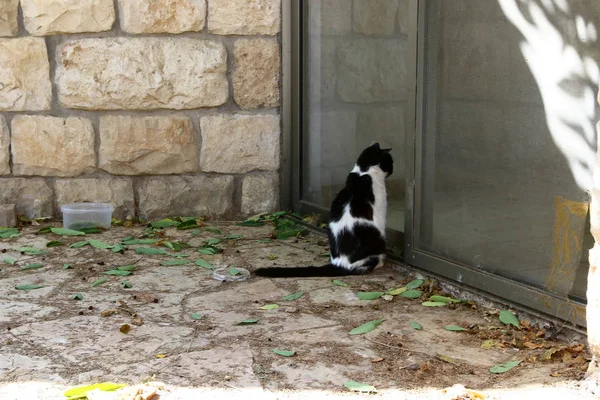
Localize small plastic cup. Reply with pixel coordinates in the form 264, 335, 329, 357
60, 203, 114, 230
212, 267, 250, 282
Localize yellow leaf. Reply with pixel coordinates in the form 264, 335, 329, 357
156, 354, 168, 359
387, 287, 407, 296
437, 354, 459, 365
481, 339, 495, 349
64, 383, 127, 399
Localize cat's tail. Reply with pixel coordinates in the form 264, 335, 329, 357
254, 264, 352, 278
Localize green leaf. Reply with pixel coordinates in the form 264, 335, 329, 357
198, 246, 219, 255
103, 270, 132, 276
80, 227, 103, 234
70, 241, 90, 248
89, 240, 112, 249
260, 304, 279, 310
38, 226, 53, 234
207, 238, 221, 245
111, 244, 125, 253
46, 240, 65, 248
343, 380, 377, 393
283, 291, 304, 301
332, 279, 348, 287
191, 313, 204, 320
349, 319, 384, 335
192, 229, 202, 236
274, 228, 306, 240
489, 360, 521, 374
121, 281, 132, 289
135, 247, 170, 256
64, 383, 127, 399
410, 321, 423, 330
3, 257, 16, 264
162, 241, 175, 251
273, 349, 296, 357
224, 234, 243, 240
21, 263, 43, 270
0, 228, 20, 238
238, 220, 265, 227
400, 289, 422, 298
176, 219, 200, 230
15, 284, 44, 290
71, 293, 83, 300
195, 259, 215, 269
356, 291, 384, 300
150, 218, 178, 228
122, 239, 158, 245
444, 325, 467, 331
406, 279, 425, 289
499, 310, 520, 328
237, 318, 259, 325
16, 246, 46, 255
63, 264, 71, 269
256, 239, 272, 243
429, 295, 460, 303
422, 301, 448, 307
204, 227, 222, 234
122, 235, 134, 242
386, 287, 407, 296
50, 227, 85, 236
117, 265, 136, 271
161, 259, 191, 266
91, 278, 107, 288
229, 267, 241, 276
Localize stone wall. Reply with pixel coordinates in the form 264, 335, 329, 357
0, 0, 281, 220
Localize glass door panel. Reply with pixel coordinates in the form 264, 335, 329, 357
302, 0, 410, 233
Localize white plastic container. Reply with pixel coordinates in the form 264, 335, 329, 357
60, 203, 114, 230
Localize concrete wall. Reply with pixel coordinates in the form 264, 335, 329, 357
0, 0, 282, 220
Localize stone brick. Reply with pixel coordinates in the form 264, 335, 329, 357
118, 0, 206, 34
56, 38, 228, 110
0, 116, 10, 175
21, 0, 115, 35
0, 204, 16, 227
138, 176, 234, 219
233, 39, 280, 109
11, 116, 95, 177
0, 0, 18, 36
397, 0, 409, 34
200, 114, 280, 174
0, 178, 53, 218
55, 178, 134, 219
241, 173, 279, 215
0, 38, 52, 111
208, 0, 280, 35
337, 38, 408, 103
353, 0, 398, 35
308, 0, 351, 35
99, 115, 198, 175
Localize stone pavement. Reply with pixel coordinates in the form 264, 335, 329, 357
0, 221, 594, 399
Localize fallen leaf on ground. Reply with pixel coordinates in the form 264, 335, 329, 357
499, 310, 520, 328
237, 318, 259, 325
349, 319, 384, 335
70, 241, 89, 248
64, 382, 127, 400
71, 293, 83, 300
155, 354, 168, 359
161, 259, 191, 266
191, 313, 204, 320
229, 267, 241, 276
283, 291, 304, 301
273, 349, 296, 357
542, 348, 560, 361
343, 380, 377, 393
422, 301, 447, 307
21, 263, 43, 270
371, 357, 384, 363
332, 279, 348, 287
120, 324, 131, 334
46, 240, 65, 248
15, 284, 44, 290
100, 309, 118, 317
103, 269, 132, 276
387, 287, 407, 295
195, 259, 215, 269
406, 279, 425, 289
136, 247, 170, 256
489, 360, 521, 374
444, 325, 467, 331
523, 341, 545, 349
429, 295, 461, 303
481, 339, 496, 349
260, 304, 279, 310
400, 289, 422, 298
51, 227, 85, 236
121, 281, 132, 289
438, 354, 460, 365
356, 291, 384, 300
3, 257, 15, 264
91, 278, 107, 288
410, 321, 423, 330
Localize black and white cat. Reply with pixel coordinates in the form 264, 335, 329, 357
254, 143, 393, 277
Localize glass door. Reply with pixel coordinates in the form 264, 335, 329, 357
407, 0, 600, 327
297, 0, 413, 238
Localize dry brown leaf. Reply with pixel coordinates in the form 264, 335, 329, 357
437, 354, 460, 365
371, 358, 384, 363
100, 309, 118, 317
541, 348, 560, 361
481, 339, 495, 349
535, 330, 546, 338
523, 341, 545, 349
550, 371, 562, 377
567, 343, 585, 353
520, 320, 532, 329
132, 316, 144, 326
120, 324, 131, 334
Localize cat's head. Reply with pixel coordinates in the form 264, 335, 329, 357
356, 143, 394, 177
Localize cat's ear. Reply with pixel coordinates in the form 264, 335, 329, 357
381, 148, 392, 153
370, 142, 381, 149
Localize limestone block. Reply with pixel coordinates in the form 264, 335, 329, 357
0, 204, 16, 227
118, 0, 206, 34
137, 176, 235, 219
21, 0, 115, 35
308, 0, 351, 35
56, 38, 228, 110
0, 178, 53, 218
99, 115, 198, 175
208, 0, 280, 35
233, 39, 280, 109
55, 178, 134, 219
0, 0, 18, 36
337, 38, 408, 103
398, 0, 409, 34
0, 38, 52, 111
200, 114, 280, 174
11, 116, 95, 177
241, 173, 279, 215
0, 116, 10, 175
353, 0, 398, 35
